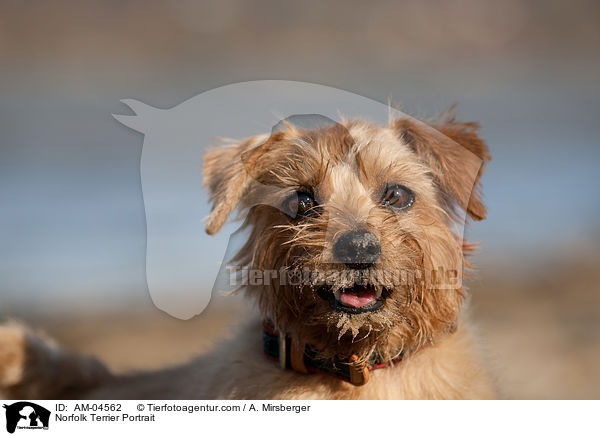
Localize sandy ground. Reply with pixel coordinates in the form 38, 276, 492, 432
469, 263, 600, 399
5, 263, 600, 400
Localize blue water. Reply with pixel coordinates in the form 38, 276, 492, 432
1, 77, 599, 307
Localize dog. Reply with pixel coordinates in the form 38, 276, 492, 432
0, 110, 497, 399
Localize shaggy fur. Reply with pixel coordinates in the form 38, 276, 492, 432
0, 111, 497, 399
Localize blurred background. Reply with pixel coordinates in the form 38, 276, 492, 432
1, 0, 599, 399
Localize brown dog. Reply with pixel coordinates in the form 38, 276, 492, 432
0, 110, 497, 399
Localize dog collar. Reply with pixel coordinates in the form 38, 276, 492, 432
262, 320, 408, 386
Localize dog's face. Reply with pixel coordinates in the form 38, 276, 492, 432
203, 113, 490, 361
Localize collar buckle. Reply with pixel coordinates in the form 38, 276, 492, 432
348, 355, 370, 386
278, 331, 287, 370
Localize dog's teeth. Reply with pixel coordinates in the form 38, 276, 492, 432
334, 289, 341, 301
376, 288, 383, 298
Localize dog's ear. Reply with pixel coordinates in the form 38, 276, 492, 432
393, 113, 491, 221
203, 135, 270, 235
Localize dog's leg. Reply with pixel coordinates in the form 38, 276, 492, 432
0, 321, 112, 399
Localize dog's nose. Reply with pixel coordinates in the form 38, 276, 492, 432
334, 230, 381, 269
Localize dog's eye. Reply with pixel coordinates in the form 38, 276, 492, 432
283, 191, 318, 219
382, 184, 414, 210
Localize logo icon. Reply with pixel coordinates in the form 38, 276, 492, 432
3, 402, 50, 434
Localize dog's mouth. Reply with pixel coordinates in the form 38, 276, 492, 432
317, 284, 390, 314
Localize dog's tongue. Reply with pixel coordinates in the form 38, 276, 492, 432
340, 286, 377, 308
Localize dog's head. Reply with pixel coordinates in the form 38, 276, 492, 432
203, 111, 490, 361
